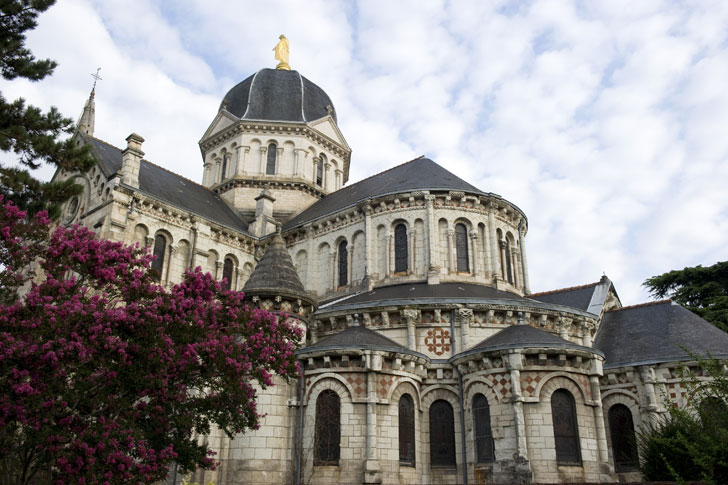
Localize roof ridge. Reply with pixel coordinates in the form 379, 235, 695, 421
341, 155, 427, 190
89, 135, 220, 196
606, 299, 672, 313
529, 281, 600, 297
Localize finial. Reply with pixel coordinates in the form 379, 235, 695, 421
90, 67, 102, 93
273, 35, 291, 70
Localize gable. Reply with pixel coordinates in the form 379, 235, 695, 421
199, 110, 238, 143
308, 116, 348, 148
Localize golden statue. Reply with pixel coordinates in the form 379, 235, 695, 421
273, 35, 290, 70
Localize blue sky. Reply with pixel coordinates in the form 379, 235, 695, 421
4, 0, 728, 304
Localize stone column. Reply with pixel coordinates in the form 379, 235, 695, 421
364, 205, 373, 279
403, 310, 418, 350
203, 161, 213, 186
385, 232, 392, 278
469, 231, 478, 275
237, 146, 250, 175
235, 268, 243, 291
324, 162, 331, 191
408, 229, 416, 274
165, 244, 177, 286
364, 352, 382, 483
507, 352, 529, 458
488, 205, 500, 279
335, 169, 343, 190
259, 146, 267, 173
589, 371, 610, 467
456, 308, 473, 351
518, 221, 531, 294
347, 243, 354, 286
447, 229, 455, 273
483, 222, 492, 276
276, 147, 284, 173
215, 261, 223, 280
329, 251, 336, 291
425, 195, 437, 272
213, 158, 221, 185
638, 366, 660, 424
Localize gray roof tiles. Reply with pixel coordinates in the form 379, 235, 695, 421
594, 300, 728, 368
243, 233, 309, 300
85, 136, 248, 233
469, 323, 599, 355
284, 157, 497, 230
220, 68, 337, 123
529, 282, 600, 312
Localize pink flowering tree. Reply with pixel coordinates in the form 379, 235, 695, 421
0, 197, 303, 484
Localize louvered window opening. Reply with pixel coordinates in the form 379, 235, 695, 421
430, 400, 456, 467
151, 234, 166, 280
338, 241, 348, 287
222, 258, 234, 291
551, 390, 581, 465
608, 404, 639, 471
315, 390, 340, 465
316, 158, 324, 186
394, 224, 408, 273
473, 394, 495, 463
399, 394, 415, 466
455, 223, 469, 272
220, 153, 228, 182
266, 143, 276, 175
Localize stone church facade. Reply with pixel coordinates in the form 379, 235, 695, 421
56, 62, 728, 485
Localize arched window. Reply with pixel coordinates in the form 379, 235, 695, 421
473, 393, 494, 463
266, 143, 277, 175
338, 240, 348, 287
608, 404, 638, 471
394, 223, 408, 273
316, 154, 325, 187
151, 234, 166, 280
504, 241, 513, 284
222, 257, 234, 291
455, 223, 469, 272
399, 394, 415, 466
220, 152, 228, 182
551, 389, 581, 464
430, 400, 456, 467
315, 390, 340, 465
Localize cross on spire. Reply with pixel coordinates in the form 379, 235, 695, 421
91, 67, 102, 92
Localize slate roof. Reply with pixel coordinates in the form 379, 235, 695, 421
529, 282, 600, 312
297, 324, 428, 359
220, 68, 337, 123
243, 233, 311, 302
594, 300, 728, 368
467, 324, 599, 355
284, 157, 499, 230
85, 136, 248, 233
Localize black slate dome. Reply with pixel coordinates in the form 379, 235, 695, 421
220, 68, 337, 123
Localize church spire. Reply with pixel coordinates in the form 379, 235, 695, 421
77, 68, 101, 137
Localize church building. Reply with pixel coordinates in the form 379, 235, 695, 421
56, 49, 728, 484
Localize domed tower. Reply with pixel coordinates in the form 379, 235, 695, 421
199, 58, 351, 226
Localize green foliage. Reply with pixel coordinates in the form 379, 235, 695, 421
0, 0, 95, 218
644, 261, 728, 332
638, 356, 728, 484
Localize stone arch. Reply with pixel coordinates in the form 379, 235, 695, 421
422, 386, 462, 469
464, 378, 502, 405
317, 242, 332, 293
221, 253, 238, 290
536, 373, 589, 403
304, 373, 355, 405
334, 236, 348, 287
388, 378, 423, 410
174, 239, 191, 283
133, 223, 149, 247
151, 229, 173, 282
602, 390, 642, 428
282, 140, 295, 174
206, 249, 219, 278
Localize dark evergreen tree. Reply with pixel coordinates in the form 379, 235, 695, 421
0, 0, 95, 218
644, 261, 728, 332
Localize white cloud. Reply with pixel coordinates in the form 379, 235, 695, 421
4, 0, 728, 306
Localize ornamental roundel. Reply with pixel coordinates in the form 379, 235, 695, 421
425, 327, 452, 356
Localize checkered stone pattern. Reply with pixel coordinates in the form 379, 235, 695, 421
484, 372, 512, 400
378, 375, 396, 399
521, 372, 543, 398
345, 373, 366, 398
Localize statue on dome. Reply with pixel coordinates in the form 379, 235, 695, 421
273, 35, 290, 70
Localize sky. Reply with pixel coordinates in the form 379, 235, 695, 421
3, 0, 727, 305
